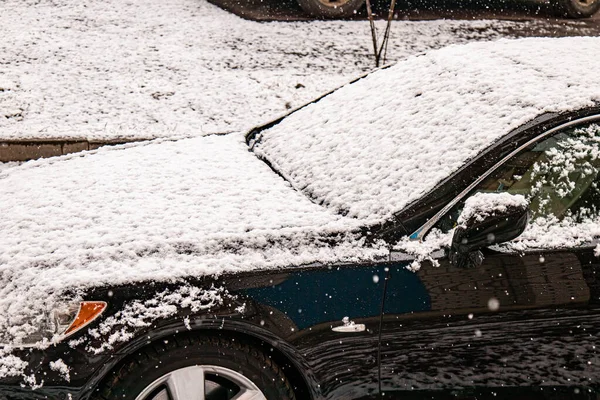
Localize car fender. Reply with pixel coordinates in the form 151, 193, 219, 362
78, 313, 320, 400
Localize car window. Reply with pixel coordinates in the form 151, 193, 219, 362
435, 123, 600, 238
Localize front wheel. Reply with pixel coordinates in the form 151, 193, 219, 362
296, 0, 366, 18
556, 0, 600, 17
92, 335, 296, 400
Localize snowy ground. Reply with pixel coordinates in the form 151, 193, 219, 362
0, 162, 21, 172
2, 0, 598, 141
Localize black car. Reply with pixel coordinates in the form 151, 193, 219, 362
1, 38, 600, 400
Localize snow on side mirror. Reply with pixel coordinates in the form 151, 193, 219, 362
449, 193, 530, 269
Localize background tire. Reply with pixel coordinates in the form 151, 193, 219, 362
296, 0, 366, 18
92, 334, 296, 400
556, 0, 600, 18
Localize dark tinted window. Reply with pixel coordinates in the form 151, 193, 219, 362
436, 123, 600, 234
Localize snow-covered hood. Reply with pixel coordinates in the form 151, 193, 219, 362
253, 37, 600, 223
0, 134, 385, 346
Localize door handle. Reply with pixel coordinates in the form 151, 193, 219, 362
332, 317, 366, 333
332, 323, 366, 333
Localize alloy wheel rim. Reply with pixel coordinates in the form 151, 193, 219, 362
135, 365, 267, 400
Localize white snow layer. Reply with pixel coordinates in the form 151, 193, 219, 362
458, 193, 528, 226
0, 0, 583, 141
254, 37, 600, 222
0, 134, 386, 349
85, 284, 225, 354
49, 359, 70, 382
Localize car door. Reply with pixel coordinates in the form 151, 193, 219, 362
379, 119, 600, 399
235, 262, 389, 400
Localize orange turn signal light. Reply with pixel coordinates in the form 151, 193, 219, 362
64, 301, 107, 336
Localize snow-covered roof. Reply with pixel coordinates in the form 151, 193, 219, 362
253, 37, 600, 223
0, 134, 385, 346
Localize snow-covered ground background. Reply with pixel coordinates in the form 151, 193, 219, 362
2, 0, 598, 141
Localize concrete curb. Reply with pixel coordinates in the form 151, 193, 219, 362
0, 139, 144, 162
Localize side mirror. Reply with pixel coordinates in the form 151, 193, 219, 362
449, 193, 529, 269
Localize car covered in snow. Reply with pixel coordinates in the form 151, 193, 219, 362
297, 0, 600, 19
1, 37, 600, 400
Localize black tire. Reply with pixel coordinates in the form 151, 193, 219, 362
91, 334, 296, 400
296, 0, 365, 18
556, 0, 600, 18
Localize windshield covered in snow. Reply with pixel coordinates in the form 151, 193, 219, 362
252, 38, 600, 225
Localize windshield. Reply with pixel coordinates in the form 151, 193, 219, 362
251, 39, 600, 225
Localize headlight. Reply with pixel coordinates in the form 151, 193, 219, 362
16, 301, 107, 347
